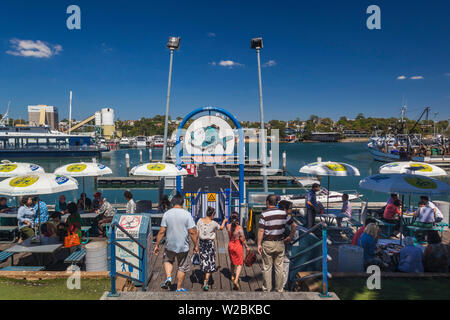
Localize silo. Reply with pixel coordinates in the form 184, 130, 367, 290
101, 108, 114, 126
94, 112, 102, 126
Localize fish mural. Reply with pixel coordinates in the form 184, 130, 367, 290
190, 125, 234, 151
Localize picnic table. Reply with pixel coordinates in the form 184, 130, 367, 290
377, 239, 403, 268
5, 235, 63, 267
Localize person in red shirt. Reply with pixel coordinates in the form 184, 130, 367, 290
352, 218, 376, 246
383, 199, 401, 221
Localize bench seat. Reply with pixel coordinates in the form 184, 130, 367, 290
0, 266, 44, 271
0, 251, 15, 263
64, 248, 86, 264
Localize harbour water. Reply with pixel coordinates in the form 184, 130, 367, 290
13, 142, 449, 207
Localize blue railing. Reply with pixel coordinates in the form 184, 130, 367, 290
288, 221, 332, 297
108, 222, 145, 297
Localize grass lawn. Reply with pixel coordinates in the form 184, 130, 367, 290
0, 277, 110, 300
329, 278, 450, 300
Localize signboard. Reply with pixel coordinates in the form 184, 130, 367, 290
207, 193, 216, 202
116, 215, 143, 239
116, 241, 140, 280
184, 115, 235, 163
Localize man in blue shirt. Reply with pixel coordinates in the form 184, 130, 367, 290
398, 237, 424, 273
154, 194, 198, 292
306, 183, 320, 229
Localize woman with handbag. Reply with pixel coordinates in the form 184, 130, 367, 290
196, 207, 227, 291
227, 212, 249, 290
64, 202, 82, 250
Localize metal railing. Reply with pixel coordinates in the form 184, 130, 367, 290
288, 221, 332, 297
108, 222, 145, 297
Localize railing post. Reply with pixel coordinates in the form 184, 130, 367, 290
108, 223, 120, 297
320, 225, 331, 298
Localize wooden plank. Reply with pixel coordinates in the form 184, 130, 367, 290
0, 271, 109, 280
216, 229, 232, 291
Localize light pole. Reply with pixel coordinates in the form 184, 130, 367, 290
162, 36, 180, 163
434, 112, 438, 138
251, 37, 268, 193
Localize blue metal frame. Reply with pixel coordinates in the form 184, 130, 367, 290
175, 106, 245, 213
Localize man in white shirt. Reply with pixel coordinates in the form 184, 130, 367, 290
421, 196, 443, 222
124, 191, 136, 214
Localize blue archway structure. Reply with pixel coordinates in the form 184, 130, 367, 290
176, 106, 245, 212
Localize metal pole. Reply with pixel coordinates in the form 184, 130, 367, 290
256, 48, 268, 193
125, 153, 130, 177
68, 91, 72, 134
162, 49, 174, 163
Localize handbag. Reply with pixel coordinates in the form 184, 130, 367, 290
244, 250, 256, 267
192, 253, 200, 265
64, 231, 80, 248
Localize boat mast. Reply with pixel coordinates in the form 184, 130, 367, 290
0, 101, 11, 127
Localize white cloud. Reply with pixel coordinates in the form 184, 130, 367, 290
207, 32, 216, 38
410, 76, 424, 80
263, 60, 277, 67
397, 75, 407, 80
444, 73, 450, 77
218, 60, 243, 68
6, 39, 62, 58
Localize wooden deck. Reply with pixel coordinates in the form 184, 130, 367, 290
147, 228, 264, 292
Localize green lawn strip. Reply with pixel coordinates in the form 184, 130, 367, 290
329, 278, 450, 300
0, 277, 110, 300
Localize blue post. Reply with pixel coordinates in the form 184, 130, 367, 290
108, 223, 120, 297
319, 225, 331, 298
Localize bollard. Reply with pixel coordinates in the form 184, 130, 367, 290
317, 157, 322, 163
139, 150, 143, 164
149, 149, 152, 162
282, 151, 286, 175
125, 153, 130, 177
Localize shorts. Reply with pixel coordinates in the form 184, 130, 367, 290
163, 249, 191, 273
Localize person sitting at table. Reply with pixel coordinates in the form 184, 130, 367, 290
333, 194, 352, 227
0, 197, 11, 213
92, 192, 102, 211
352, 217, 376, 246
77, 193, 92, 212
413, 200, 436, 228
49, 212, 65, 241
55, 195, 68, 215
64, 202, 82, 240
383, 199, 401, 230
423, 231, 449, 273
386, 194, 399, 206
95, 198, 115, 237
40, 221, 58, 238
17, 196, 36, 242
33, 197, 49, 225
159, 195, 171, 213
398, 237, 424, 273
420, 196, 443, 223
358, 223, 388, 270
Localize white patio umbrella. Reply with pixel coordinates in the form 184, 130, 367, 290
54, 162, 112, 203
299, 161, 360, 210
130, 162, 188, 177
379, 161, 447, 177
0, 173, 78, 240
359, 173, 450, 244
54, 162, 112, 177
0, 160, 44, 178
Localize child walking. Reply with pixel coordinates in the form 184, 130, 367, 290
196, 207, 227, 291
226, 212, 249, 290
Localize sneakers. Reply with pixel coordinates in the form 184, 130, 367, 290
176, 288, 188, 292
161, 277, 172, 289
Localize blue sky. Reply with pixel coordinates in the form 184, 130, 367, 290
0, 0, 449, 122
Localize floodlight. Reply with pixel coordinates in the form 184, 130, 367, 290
251, 37, 263, 49
167, 37, 181, 50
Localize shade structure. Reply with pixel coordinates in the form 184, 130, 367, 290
54, 162, 112, 177
0, 173, 78, 196
130, 162, 188, 177
299, 161, 360, 213
0, 160, 44, 178
359, 173, 450, 196
299, 161, 360, 177
379, 161, 447, 177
